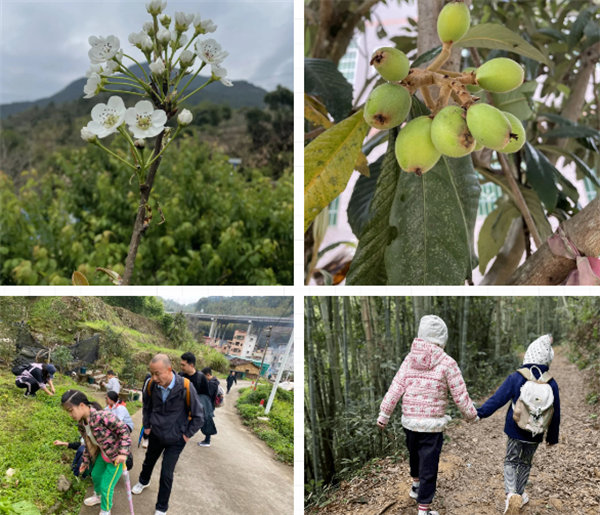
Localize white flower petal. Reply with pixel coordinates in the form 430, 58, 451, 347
124, 108, 138, 126
151, 110, 167, 125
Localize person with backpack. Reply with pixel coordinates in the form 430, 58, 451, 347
376, 315, 479, 515
61, 389, 131, 515
179, 353, 216, 449
14, 363, 56, 397
132, 354, 204, 515
476, 334, 561, 515
198, 367, 221, 448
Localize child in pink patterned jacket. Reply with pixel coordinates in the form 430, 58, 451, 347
62, 389, 131, 515
377, 315, 478, 515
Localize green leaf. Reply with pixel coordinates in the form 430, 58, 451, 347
523, 142, 559, 211
456, 24, 550, 65
568, 6, 597, 49
536, 144, 600, 189
478, 198, 521, 274
520, 187, 552, 241
346, 132, 401, 285
347, 155, 384, 237
542, 125, 600, 140
492, 83, 534, 120
390, 35, 417, 54
304, 110, 370, 231
411, 46, 442, 68
305, 58, 353, 122
317, 241, 356, 259
383, 154, 480, 285
583, 21, 600, 49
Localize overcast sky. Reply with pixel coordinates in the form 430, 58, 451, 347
0, 0, 293, 104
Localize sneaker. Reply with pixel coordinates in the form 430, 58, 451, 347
155, 511, 167, 515
504, 493, 522, 515
99, 511, 111, 515
521, 492, 529, 507
417, 511, 439, 515
84, 493, 101, 506
142, 439, 149, 449
409, 484, 419, 499
132, 482, 150, 495
197, 441, 211, 447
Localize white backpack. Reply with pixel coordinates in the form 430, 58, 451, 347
512, 366, 554, 436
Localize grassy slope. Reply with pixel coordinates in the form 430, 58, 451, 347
0, 370, 91, 514
236, 382, 293, 464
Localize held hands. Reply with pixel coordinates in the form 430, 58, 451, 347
114, 454, 128, 465
79, 463, 88, 475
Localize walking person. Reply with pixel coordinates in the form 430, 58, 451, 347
198, 367, 220, 448
179, 353, 216, 448
15, 363, 56, 397
377, 315, 479, 515
105, 391, 134, 433
477, 334, 560, 515
61, 389, 131, 515
103, 370, 121, 394
132, 354, 204, 515
226, 370, 237, 394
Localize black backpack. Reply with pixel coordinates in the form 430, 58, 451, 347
11, 363, 29, 376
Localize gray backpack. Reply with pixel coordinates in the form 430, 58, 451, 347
512, 366, 554, 436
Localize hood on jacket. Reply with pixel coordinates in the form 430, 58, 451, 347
417, 315, 448, 348
523, 334, 554, 365
409, 339, 446, 370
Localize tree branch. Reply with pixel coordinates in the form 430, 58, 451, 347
122, 132, 165, 285
507, 196, 600, 285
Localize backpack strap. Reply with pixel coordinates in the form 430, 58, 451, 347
146, 379, 154, 396
182, 377, 191, 420
517, 367, 553, 383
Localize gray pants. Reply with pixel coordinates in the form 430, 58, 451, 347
504, 437, 539, 495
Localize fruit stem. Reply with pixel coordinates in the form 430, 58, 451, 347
434, 84, 452, 114
420, 86, 436, 111
427, 41, 452, 72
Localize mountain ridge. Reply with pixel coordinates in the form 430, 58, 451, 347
0, 63, 267, 119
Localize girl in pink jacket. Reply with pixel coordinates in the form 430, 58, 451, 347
377, 315, 478, 515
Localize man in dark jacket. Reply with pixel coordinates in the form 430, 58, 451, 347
226, 370, 237, 394
477, 335, 560, 515
132, 354, 204, 515
180, 352, 216, 447
198, 367, 220, 447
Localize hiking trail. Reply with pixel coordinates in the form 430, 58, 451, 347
79, 379, 293, 515
312, 347, 600, 515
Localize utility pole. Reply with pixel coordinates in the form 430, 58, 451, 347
265, 329, 293, 415
253, 325, 272, 391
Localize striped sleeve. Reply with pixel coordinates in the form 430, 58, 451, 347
445, 357, 477, 420
378, 359, 408, 425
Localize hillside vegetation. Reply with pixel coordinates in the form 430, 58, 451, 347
0, 87, 292, 286
0, 296, 228, 386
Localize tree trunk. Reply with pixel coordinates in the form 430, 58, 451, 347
459, 296, 469, 371
508, 196, 600, 285
305, 297, 321, 488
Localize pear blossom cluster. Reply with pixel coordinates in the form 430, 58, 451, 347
79, 0, 233, 176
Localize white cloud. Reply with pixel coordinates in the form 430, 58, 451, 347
0, 0, 293, 103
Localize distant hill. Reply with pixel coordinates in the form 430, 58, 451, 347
162, 297, 293, 318
0, 63, 267, 119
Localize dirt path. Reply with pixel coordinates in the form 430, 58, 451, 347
79, 380, 293, 515
312, 347, 600, 515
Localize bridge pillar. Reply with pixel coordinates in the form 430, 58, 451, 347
209, 317, 217, 341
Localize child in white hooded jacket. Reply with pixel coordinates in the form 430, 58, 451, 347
377, 315, 478, 515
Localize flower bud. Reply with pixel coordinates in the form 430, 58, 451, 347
156, 28, 171, 43
146, 0, 166, 16
134, 139, 146, 148
128, 32, 141, 45
159, 13, 171, 28
179, 49, 195, 67
81, 127, 97, 142
143, 21, 155, 35
177, 109, 193, 126
174, 11, 194, 32
149, 58, 166, 75
140, 34, 153, 51
193, 15, 217, 34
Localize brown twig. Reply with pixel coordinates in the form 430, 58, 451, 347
427, 41, 452, 72
122, 132, 165, 285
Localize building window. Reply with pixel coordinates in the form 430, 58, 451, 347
583, 175, 598, 202
478, 180, 503, 217
329, 197, 339, 226
338, 40, 358, 83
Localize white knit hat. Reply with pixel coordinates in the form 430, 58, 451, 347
523, 334, 554, 365
418, 315, 448, 348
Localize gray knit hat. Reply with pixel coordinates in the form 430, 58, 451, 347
523, 334, 554, 365
418, 315, 448, 348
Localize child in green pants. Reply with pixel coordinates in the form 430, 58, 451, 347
62, 390, 131, 515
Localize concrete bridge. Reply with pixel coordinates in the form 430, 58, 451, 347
166, 312, 293, 353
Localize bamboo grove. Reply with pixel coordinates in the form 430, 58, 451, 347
303, 296, 593, 504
